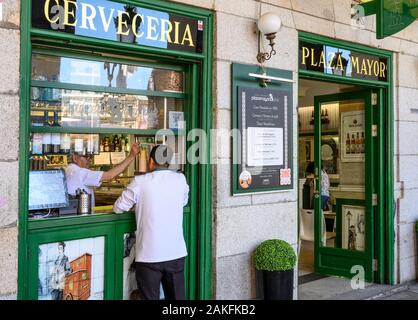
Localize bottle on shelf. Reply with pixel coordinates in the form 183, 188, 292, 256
345, 133, 351, 155
74, 136, 85, 155
42, 111, 52, 154
350, 134, 356, 154
356, 132, 360, 154
361, 132, 365, 153
113, 135, 120, 152
51, 111, 61, 154
138, 145, 148, 173
124, 136, 130, 153
87, 135, 94, 154
32, 133, 43, 155
93, 135, 100, 154
100, 136, 105, 152
60, 133, 71, 154
109, 135, 115, 152
104, 136, 110, 152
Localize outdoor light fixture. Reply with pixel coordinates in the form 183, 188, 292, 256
256, 13, 282, 64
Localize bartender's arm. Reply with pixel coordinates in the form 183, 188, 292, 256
101, 143, 140, 182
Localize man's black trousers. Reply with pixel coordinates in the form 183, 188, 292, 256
135, 257, 185, 300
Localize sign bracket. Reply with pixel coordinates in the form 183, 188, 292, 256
248, 72, 295, 87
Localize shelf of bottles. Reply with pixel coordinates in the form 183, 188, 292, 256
29, 53, 187, 173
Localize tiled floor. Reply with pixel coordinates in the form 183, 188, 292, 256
298, 240, 314, 276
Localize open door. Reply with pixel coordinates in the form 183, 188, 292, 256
313, 90, 377, 282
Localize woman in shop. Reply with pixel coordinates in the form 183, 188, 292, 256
303, 161, 330, 210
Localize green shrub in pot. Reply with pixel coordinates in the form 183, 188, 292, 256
253, 239, 296, 300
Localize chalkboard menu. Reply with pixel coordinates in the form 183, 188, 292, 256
234, 86, 293, 194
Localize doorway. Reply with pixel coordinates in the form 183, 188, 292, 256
297, 78, 385, 297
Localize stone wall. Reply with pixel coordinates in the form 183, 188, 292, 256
0, 0, 416, 300
169, 0, 418, 298
0, 0, 20, 300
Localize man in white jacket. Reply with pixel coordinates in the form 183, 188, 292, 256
113, 145, 189, 300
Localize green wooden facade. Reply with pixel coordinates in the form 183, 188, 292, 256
18, 0, 213, 300
299, 32, 394, 284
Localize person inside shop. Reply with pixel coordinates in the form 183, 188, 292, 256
65, 143, 140, 207
113, 144, 189, 300
303, 161, 315, 209
321, 164, 330, 211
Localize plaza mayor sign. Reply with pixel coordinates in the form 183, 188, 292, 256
31, 0, 204, 53
299, 40, 388, 82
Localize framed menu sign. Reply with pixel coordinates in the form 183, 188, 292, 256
232, 64, 293, 194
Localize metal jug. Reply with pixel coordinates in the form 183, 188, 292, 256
77, 189, 92, 215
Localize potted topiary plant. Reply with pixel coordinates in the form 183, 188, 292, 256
253, 239, 296, 300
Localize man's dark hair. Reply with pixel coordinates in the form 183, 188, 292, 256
58, 241, 66, 249
306, 161, 315, 174
149, 145, 173, 168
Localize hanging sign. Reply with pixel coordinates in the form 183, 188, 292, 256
31, 0, 204, 53
299, 40, 388, 82
355, 0, 418, 39
376, 0, 418, 39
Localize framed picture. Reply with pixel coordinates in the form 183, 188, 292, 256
38, 237, 105, 300
340, 110, 365, 162
336, 199, 366, 252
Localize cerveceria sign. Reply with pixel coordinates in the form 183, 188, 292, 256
299, 41, 388, 82
31, 0, 204, 53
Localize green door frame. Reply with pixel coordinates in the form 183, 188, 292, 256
298, 32, 394, 285
313, 90, 376, 282
18, 0, 213, 299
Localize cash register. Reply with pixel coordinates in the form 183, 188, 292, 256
28, 169, 74, 219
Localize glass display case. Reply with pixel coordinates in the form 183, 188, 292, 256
28, 53, 186, 219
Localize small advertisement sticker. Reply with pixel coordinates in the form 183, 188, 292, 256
198, 20, 204, 31
239, 171, 252, 189
280, 168, 291, 185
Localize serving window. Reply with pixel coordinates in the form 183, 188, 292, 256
28, 52, 187, 219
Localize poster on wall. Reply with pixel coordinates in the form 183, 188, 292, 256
123, 232, 138, 300
341, 204, 365, 252
234, 85, 293, 194
122, 232, 165, 300
38, 237, 105, 300
340, 110, 365, 162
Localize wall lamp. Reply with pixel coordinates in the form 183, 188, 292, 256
256, 13, 282, 64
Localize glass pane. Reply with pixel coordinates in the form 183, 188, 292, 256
30, 88, 184, 130
32, 54, 184, 93
319, 99, 365, 250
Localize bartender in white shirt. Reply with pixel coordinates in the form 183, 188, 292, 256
113, 144, 189, 300
65, 143, 140, 207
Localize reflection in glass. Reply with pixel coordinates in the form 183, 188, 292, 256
319, 99, 365, 249
31, 54, 184, 93
30, 88, 184, 130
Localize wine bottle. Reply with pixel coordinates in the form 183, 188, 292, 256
361, 132, 365, 153
104, 137, 110, 152
350, 134, 356, 154
60, 133, 71, 154
32, 133, 43, 155
42, 111, 52, 154
51, 111, 61, 154
74, 137, 85, 154
124, 136, 130, 152
346, 133, 351, 154
356, 132, 360, 154
93, 135, 100, 154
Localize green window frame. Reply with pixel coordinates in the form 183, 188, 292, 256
298, 31, 394, 285
18, 0, 214, 300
